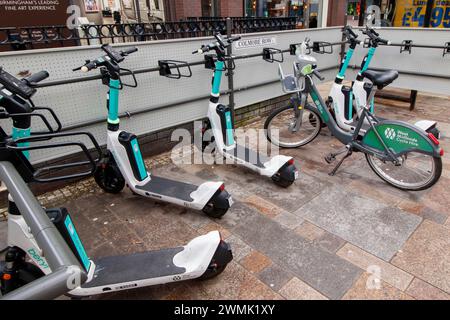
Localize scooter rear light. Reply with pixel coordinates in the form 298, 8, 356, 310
428, 132, 440, 145
219, 184, 225, 191
288, 158, 295, 165
440, 149, 444, 156
2, 273, 11, 280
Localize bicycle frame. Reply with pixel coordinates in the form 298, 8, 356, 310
301, 75, 441, 160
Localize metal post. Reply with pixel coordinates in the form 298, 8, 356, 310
304, 0, 311, 29
424, 0, 434, 27
358, 0, 366, 26
318, 0, 329, 28
340, 0, 349, 62
226, 17, 236, 114
135, 0, 142, 23
410, 90, 418, 111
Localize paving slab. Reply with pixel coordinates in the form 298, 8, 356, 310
225, 235, 253, 262
163, 261, 283, 300
279, 277, 328, 300
397, 200, 448, 225
257, 264, 294, 292
313, 232, 346, 254
273, 211, 304, 229
231, 202, 361, 300
419, 176, 450, 219
405, 278, 450, 300
243, 195, 284, 218
240, 251, 272, 274
337, 243, 413, 291
296, 186, 422, 261
212, 165, 326, 213
342, 273, 414, 300
391, 220, 450, 293
295, 221, 325, 241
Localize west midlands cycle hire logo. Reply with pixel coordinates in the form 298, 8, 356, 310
384, 127, 397, 140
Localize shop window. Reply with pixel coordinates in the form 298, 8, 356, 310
245, 0, 257, 17
347, 0, 449, 28
202, 0, 220, 17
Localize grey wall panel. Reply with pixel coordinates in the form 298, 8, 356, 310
232, 28, 341, 108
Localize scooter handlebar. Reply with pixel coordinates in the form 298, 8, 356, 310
192, 45, 211, 54
228, 35, 241, 43
23, 71, 49, 85
121, 47, 138, 56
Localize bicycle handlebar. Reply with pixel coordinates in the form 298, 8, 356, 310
73, 45, 138, 73
362, 26, 391, 46
313, 69, 325, 81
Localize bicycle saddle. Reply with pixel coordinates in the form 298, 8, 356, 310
361, 69, 399, 89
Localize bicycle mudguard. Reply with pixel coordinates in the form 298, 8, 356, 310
362, 120, 441, 157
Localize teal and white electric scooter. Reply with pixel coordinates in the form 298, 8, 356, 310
74, 45, 233, 218
191, 33, 298, 188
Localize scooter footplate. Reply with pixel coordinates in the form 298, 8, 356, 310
136, 175, 197, 202
81, 247, 185, 289
225, 144, 267, 168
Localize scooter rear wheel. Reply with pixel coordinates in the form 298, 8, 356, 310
198, 240, 232, 280
272, 162, 297, 188
94, 161, 125, 194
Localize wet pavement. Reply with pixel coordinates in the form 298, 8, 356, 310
1, 83, 449, 300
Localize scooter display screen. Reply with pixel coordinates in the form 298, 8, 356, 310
0, 69, 36, 99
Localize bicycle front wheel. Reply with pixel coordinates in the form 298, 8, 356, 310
366, 151, 442, 191
264, 103, 322, 148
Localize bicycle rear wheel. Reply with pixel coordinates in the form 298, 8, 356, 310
366, 151, 442, 191
264, 103, 322, 148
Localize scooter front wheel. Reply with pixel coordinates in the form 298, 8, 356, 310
94, 161, 125, 194
366, 152, 442, 191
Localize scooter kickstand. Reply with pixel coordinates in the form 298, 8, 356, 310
328, 146, 353, 176
325, 145, 349, 164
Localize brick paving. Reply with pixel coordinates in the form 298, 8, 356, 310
1, 83, 449, 300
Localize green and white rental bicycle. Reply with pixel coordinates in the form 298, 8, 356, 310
264, 40, 444, 191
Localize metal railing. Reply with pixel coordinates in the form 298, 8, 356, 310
0, 17, 299, 51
